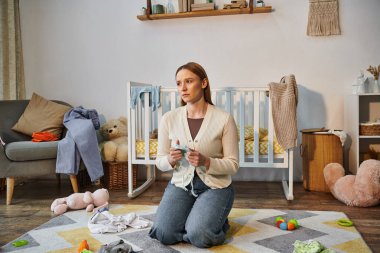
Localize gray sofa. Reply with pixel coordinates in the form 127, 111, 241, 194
0, 100, 79, 205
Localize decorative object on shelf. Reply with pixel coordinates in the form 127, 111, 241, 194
371, 77, 380, 93
223, 0, 247, 9
167, 0, 175, 13
367, 65, 380, 81
353, 70, 366, 94
359, 122, 380, 136
367, 65, 380, 93
152, 4, 165, 14
256, 0, 265, 7
192, 2, 214, 11
307, 0, 341, 36
147, 0, 152, 15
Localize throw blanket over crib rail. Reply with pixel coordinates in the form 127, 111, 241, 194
127, 82, 294, 200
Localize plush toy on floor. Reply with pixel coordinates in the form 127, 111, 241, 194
51, 188, 109, 215
100, 117, 128, 162
323, 159, 380, 207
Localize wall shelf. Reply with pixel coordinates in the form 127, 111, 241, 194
137, 6, 272, 21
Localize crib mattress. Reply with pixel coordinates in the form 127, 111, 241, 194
135, 138, 284, 158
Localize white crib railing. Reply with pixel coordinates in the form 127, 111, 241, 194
127, 81, 294, 200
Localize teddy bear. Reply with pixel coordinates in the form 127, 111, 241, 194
100, 117, 128, 162
323, 159, 380, 207
50, 188, 109, 215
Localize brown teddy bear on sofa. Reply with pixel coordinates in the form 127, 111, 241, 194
323, 159, 380, 207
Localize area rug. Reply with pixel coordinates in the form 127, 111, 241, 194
1, 204, 372, 253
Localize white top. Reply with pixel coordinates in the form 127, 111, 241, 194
155, 104, 239, 189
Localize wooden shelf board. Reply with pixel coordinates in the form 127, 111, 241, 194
137, 6, 272, 21
358, 93, 380, 96
359, 135, 380, 138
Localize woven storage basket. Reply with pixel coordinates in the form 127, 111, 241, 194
77, 167, 98, 190
78, 162, 138, 190
359, 123, 380, 136
103, 162, 138, 190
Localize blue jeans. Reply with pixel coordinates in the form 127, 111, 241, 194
149, 175, 235, 248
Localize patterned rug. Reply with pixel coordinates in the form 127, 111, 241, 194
1, 204, 372, 253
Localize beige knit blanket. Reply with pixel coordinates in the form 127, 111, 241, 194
268, 74, 298, 150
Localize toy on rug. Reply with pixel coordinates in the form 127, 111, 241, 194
78, 240, 89, 253
12, 240, 28, 247
51, 188, 109, 215
275, 216, 299, 231
323, 159, 380, 207
293, 240, 336, 253
98, 239, 134, 253
100, 117, 128, 162
337, 218, 353, 227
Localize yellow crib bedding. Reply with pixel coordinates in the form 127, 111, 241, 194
135, 137, 284, 158
243, 139, 284, 155
135, 139, 158, 158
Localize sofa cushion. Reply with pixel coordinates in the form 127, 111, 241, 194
11, 93, 71, 138
0, 100, 32, 143
5, 141, 59, 161
0, 129, 30, 144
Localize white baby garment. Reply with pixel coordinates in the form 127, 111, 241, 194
88, 209, 150, 234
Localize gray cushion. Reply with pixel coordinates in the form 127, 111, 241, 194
5, 141, 58, 161
0, 100, 31, 143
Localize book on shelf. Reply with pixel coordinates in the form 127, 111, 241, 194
178, 0, 183, 12
152, 0, 181, 13
194, 0, 208, 4
188, 0, 194, 12
191, 3, 213, 8
191, 6, 214, 11
191, 2, 214, 11
182, 0, 188, 12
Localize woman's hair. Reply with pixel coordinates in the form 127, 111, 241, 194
175, 62, 214, 106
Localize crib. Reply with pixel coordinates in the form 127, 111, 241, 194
127, 81, 294, 200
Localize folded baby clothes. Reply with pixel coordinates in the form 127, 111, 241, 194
88, 209, 150, 234
293, 240, 336, 253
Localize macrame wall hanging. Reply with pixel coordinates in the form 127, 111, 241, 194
307, 0, 341, 36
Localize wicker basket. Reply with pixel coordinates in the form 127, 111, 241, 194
103, 162, 138, 190
78, 162, 138, 190
359, 123, 380, 136
77, 167, 97, 190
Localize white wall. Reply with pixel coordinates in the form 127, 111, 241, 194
19, 0, 380, 181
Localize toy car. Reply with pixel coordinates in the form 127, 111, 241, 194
223, 0, 247, 9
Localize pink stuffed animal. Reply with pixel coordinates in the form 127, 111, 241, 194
51, 188, 109, 215
324, 159, 380, 207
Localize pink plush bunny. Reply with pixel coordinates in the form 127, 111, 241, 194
50, 188, 109, 215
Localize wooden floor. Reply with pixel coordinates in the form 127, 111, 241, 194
1, 178, 380, 252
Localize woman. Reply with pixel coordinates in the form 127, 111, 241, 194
149, 62, 239, 248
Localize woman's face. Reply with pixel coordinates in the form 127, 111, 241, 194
176, 69, 207, 105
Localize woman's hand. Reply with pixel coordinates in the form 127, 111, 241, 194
168, 140, 183, 167
187, 148, 210, 168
